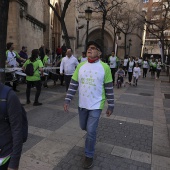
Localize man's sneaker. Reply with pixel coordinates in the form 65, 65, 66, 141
33, 102, 42, 106
82, 157, 93, 169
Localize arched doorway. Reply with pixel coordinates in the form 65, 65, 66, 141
52, 2, 61, 54
88, 29, 114, 56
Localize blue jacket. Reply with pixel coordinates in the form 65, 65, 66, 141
0, 85, 23, 169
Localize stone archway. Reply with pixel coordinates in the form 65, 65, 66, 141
52, 2, 61, 53
88, 29, 114, 56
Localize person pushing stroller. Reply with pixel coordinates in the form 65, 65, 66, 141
116, 65, 125, 88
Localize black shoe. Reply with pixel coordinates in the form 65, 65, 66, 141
13, 89, 20, 92
27, 101, 31, 104
43, 85, 48, 88
82, 157, 93, 169
33, 102, 42, 106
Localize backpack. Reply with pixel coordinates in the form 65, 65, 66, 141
25, 61, 34, 76
0, 84, 28, 143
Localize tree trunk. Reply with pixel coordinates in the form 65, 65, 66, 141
61, 20, 71, 48
101, 13, 106, 58
113, 27, 116, 51
0, 0, 10, 83
48, 0, 71, 49
124, 33, 127, 56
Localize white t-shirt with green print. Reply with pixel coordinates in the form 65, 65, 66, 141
72, 60, 112, 110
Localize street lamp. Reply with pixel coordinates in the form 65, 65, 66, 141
116, 29, 121, 39
115, 29, 121, 55
85, 7, 92, 50
144, 47, 148, 54
165, 39, 169, 55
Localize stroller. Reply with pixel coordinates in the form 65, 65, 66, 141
117, 75, 124, 89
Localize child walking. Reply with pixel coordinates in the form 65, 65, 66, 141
133, 63, 141, 86
116, 65, 125, 87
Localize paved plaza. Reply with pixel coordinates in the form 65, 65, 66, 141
15, 73, 170, 170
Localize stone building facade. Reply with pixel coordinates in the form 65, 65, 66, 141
7, 0, 143, 59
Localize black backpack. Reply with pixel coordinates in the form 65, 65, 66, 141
0, 84, 28, 143
25, 61, 34, 76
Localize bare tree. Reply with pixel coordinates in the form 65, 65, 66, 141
115, 3, 141, 56
78, 0, 125, 57
106, 5, 123, 51
48, 0, 72, 48
0, 0, 10, 82
143, 0, 170, 62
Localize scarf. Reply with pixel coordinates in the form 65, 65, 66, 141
88, 57, 99, 63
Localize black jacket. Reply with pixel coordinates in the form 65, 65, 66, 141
0, 86, 23, 169
127, 61, 135, 72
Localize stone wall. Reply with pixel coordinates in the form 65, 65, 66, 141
7, 0, 45, 55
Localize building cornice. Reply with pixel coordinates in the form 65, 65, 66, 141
11, 0, 46, 32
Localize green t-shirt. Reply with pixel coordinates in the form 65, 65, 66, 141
43, 55, 49, 66
23, 59, 43, 81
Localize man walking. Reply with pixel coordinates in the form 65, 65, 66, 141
18, 46, 28, 67
64, 41, 114, 169
108, 51, 119, 85
60, 49, 79, 91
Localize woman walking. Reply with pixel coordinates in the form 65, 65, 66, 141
156, 58, 162, 79
127, 57, 135, 85
149, 58, 157, 79
23, 49, 44, 106
142, 57, 149, 78
123, 56, 129, 77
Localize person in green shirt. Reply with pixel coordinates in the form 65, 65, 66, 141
42, 49, 51, 88
22, 49, 44, 106
149, 58, 157, 79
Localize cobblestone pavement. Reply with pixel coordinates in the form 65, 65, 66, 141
14, 72, 170, 170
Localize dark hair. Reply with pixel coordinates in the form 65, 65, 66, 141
6, 42, 13, 50
82, 52, 86, 55
119, 65, 123, 69
30, 49, 39, 62
22, 46, 26, 50
45, 49, 50, 55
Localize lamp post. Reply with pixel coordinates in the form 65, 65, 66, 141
115, 29, 121, 55
128, 39, 132, 55
144, 47, 148, 54
85, 7, 92, 50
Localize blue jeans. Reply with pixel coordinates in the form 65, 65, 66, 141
78, 107, 102, 158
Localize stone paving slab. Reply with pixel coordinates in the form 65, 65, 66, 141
24, 138, 73, 166
130, 84, 154, 90
22, 134, 44, 153
118, 94, 154, 107
48, 97, 79, 109
27, 106, 76, 131
19, 155, 55, 170
53, 146, 151, 170
97, 118, 153, 153
113, 103, 153, 121
125, 88, 154, 96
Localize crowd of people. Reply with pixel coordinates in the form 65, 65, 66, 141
109, 53, 163, 88
1, 39, 165, 170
